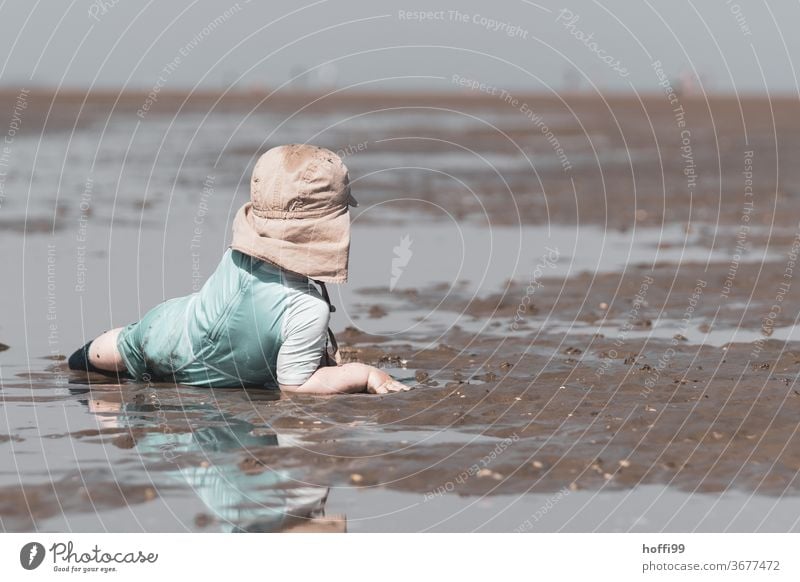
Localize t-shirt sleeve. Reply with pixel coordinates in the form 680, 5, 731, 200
276, 293, 331, 386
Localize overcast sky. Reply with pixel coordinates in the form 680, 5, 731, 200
0, 0, 797, 95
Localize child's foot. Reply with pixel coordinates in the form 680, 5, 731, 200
68, 328, 130, 377
67, 341, 104, 373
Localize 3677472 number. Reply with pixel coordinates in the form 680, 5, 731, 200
730, 560, 780, 571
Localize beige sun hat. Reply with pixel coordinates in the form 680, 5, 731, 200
230, 144, 358, 283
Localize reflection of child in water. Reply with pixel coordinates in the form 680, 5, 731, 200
69, 145, 409, 395
85, 392, 346, 532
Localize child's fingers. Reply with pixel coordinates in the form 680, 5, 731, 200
369, 379, 413, 394
384, 380, 413, 392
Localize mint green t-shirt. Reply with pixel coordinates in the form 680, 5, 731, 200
116, 249, 330, 388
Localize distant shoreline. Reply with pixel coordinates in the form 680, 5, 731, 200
0, 86, 795, 135
0, 86, 793, 108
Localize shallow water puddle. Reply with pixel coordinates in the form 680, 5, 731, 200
327, 484, 800, 532
545, 318, 800, 347
337, 221, 780, 337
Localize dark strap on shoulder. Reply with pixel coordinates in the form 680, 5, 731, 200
313, 280, 342, 366
316, 280, 336, 312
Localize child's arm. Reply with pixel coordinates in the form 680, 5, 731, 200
279, 363, 410, 395
278, 296, 410, 395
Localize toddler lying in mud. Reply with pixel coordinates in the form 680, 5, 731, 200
68, 144, 408, 395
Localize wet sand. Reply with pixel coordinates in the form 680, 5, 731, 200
1, 89, 800, 531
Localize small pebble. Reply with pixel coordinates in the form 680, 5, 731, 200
619, 459, 631, 468
350, 473, 364, 484
532, 461, 544, 469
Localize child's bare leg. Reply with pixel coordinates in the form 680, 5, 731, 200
87, 328, 127, 372
69, 328, 127, 374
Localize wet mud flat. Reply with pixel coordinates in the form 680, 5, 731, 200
2, 91, 800, 531
2, 328, 799, 532
5, 249, 800, 531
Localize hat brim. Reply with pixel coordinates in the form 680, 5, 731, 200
230, 203, 350, 283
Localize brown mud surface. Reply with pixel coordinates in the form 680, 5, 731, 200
2, 90, 800, 531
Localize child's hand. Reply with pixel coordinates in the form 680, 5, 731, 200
366, 368, 412, 394
368, 378, 411, 394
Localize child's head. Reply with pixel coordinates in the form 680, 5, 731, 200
230, 144, 358, 283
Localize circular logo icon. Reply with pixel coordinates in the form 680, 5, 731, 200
20, 542, 45, 570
